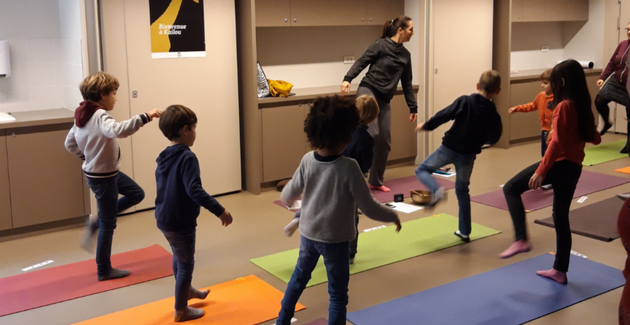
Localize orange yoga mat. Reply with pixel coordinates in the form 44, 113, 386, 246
0, 244, 173, 317
616, 166, 630, 174
74, 275, 306, 325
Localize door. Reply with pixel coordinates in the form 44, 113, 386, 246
100, 0, 241, 211
428, 0, 494, 153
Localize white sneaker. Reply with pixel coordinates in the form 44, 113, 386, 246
430, 187, 445, 206
283, 218, 300, 237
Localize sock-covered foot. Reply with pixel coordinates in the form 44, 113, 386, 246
174, 306, 205, 322
429, 187, 445, 206
97, 268, 130, 281
600, 121, 613, 135
454, 230, 470, 243
536, 268, 567, 284
188, 287, 210, 300
283, 218, 300, 237
369, 185, 390, 192
499, 240, 531, 259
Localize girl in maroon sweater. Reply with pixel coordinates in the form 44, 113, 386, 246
500, 60, 601, 284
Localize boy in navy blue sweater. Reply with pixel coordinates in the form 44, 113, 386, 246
284, 95, 379, 264
415, 70, 502, 243
155, 104, 233, 322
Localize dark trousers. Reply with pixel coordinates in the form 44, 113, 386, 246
503, 160, 582, 272
86, 172, 145, 276
162, 229, 196, 310
540, 131, 549, 157
595, 94, 630, 155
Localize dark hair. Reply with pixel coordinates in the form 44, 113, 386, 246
550, 60, 596, 142
304, 95, 359, 150
478, 70, 501, 94
539, 68, 552, 82
381, 16, 412, 38
159, 104, 198, 141
80, 71, 119, 102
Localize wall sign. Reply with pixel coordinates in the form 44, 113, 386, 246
150, 0, 206, 59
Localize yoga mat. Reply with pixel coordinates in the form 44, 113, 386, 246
534, 197, 622, 241
0, 244, 173, 317
73, 275, 305, 325
583, 139, 627, 166
370, 175, 455, 203
251, 214, 500, 287
304, 318, 328, 325
471, 170, 630, 212
273, 176, 455, 210
616, 166, 630, 174
347, 253, 625, 325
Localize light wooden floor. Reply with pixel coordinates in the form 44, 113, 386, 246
1, 134, 629, 325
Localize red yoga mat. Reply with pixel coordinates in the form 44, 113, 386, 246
0, 244, 173, 317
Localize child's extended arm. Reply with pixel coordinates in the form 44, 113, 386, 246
181, 155, 227, 219
348, 163, 400, 229
421, 96, 465, 131
64, 125, 85, 160
281, 156, 306, 207
98, 108, 161, 139
509, 92, 545, 114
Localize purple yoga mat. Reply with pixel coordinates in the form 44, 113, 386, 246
471, 170, 630, 212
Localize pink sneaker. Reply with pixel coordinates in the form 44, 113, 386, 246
498, 240, 531, 259
369, 185, 390, 192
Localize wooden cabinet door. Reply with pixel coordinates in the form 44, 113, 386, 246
329, 0, 366, 26
262, 105, 309, 182
511, 0, 523, 22
521, 0, 545, 22
566, 0, 589, 21
389, 94, 417, 160
256, 0, 291, 27
0, 130, 11, 230
366, 0, 404, 26
509, 81, 543, 141
6, 124, 86, 228
291, 0, 332, 26
545, 0, 588, 21
544, 0, 565, 21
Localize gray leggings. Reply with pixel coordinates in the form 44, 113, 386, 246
357, 86, 391, 187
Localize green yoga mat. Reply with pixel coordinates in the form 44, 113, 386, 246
582, 139, 627, 166
251, 214, 500, 287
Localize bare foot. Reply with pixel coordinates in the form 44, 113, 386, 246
174, 306, 205, 322
498, 240, 531, 259
536, 268, 567, 284
369, 185, 390, 192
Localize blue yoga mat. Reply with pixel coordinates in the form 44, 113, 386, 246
347, 254, 624, 325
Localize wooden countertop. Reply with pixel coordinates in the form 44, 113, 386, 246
258, 84, 420, 108
510, 68, 602, 82
0, 108, 74, 130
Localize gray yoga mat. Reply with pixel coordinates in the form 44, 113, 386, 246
534, 197, 622, 242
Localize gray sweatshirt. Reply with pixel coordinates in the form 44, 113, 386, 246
65, 109, 150, 178
281, 152, 398, 243
343, 37, 418, 113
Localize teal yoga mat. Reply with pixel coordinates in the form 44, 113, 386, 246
250, 214, 500, 287
583, 139, 627, 166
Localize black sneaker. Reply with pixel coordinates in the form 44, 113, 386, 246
454, 230, 470, 243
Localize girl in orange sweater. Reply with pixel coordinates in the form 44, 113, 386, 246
500, 60, 601, 284
509, 69, 553, 157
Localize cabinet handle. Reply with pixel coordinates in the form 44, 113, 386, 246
369, 18, 372, 21
294, 18, 297, 22
362, 18, 365, 21
285, 18, 288, 22
11, 133, 15, 137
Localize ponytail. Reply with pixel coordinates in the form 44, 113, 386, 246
381, 15, 412, 38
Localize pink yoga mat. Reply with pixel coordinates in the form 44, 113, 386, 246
273, 176, 455, 210
0, 244, 173, 317
471, 171, 630, 212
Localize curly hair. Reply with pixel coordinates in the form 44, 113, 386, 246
304, 95, 359, 150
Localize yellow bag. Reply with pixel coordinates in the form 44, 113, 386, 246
268, 80, 293, 97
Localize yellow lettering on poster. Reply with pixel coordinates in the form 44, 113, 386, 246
150, 0, 183, 53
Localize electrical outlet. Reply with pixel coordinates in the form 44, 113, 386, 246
343, 56, 355, 64
541, 45, 549, 52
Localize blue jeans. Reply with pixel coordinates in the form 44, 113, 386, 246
162, 229, 196, 310
86, 171, 145, 276
415, 145, 476, 235
277, 236, 350, 325
541, 131, 549, 157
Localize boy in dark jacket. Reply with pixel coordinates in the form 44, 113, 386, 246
155, 105, 233, 322
415, 70, 503, 243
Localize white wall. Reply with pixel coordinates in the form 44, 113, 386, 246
0, 0, 83, 113
510, 0, 606, 71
